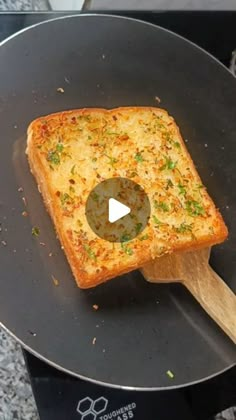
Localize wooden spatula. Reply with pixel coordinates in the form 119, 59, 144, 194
141, 248, 236, 344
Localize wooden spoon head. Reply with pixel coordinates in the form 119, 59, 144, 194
141, 247, 211, 283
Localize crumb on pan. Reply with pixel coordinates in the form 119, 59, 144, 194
93, 304, 99, 311
32, 226, 40, 237
92, 337, 97, 345
52, 275, 59, 286
22, 197, 27, 206
57, 87, 65, 93
166, 370, 174, 379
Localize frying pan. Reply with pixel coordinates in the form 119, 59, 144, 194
0, 14, 235, 390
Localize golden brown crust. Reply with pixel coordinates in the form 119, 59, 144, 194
26, 107, 228, 288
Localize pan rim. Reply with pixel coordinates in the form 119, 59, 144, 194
0, 12, 235, 81
0, 13, 235, 390
1, 322, 235, 391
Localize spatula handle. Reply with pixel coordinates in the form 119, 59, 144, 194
184, 266, 236, 344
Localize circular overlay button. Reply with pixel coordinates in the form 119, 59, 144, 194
85, 177, 151, 242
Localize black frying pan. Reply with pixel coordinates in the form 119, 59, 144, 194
0, 14, 235, 390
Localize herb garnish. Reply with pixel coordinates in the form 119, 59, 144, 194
154, 201, 169, 212
47, 150, 60, 165
120, 233, 133, 255
135, 223, 143, 234
167, 370, 174, 379
186, 200, 205, 217
47, 141, 64, 166
60, 192, 71, 206
32, 226, 40, 237
91, 192, 99, 202
84, 244, 97, 261
160, 156, 177, 171
175, 223, 193, 234
56, 142, 64, 152
104, 154, 118, 167
178, 183, 186, 196
134, 152, 144, 163
152, 215, 163, 226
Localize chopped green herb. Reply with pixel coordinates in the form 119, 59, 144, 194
84, 244, 97, 261
77, 220, 82, 227
120, 233, 131, 242
209, 226, 214, 235
174, 141, 180, 149
162, 131, 172, 142
122, 244, 133, 255
160, 156, 177, 171
166, 370, 174, 379
71, 164, 76, 175
120, 234, 133, 254
56, 142, 64, 152
186, 200, 205, 217
92, 157, 97, 162
154, 200, 169, 212
32, 226, 40, 237
139, 234, 149, 241
153, 215, 162, 225
104, 154, 118, 167
60, 192, 70, 206
178, 183, 187, 196
175, 223, 193, 234
134, 152, 144, 163
69, 186, 75, 194
135, 223, 143, 234
154, 115, 165, 129
47, 150, 60, 165
166, 179, 174, 190
88, 135, 92, 140
91, 192, 99, 202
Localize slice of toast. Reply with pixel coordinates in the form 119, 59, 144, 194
26, 107, 228, 288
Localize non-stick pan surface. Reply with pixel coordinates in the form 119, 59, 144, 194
0, 14, 235, 390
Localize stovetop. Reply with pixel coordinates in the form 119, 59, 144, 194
0, 10, 235, 420
23, 350, 236, 420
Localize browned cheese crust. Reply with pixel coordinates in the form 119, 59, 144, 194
26, 107, 228, 288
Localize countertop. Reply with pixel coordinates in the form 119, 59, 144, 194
0, 326, 38, 420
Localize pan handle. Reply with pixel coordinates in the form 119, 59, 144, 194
184, 264, 236, 345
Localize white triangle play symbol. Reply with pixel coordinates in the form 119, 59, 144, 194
108, 198, 131, 223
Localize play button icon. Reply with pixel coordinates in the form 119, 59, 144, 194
108, 198, 130, 223
85, 177, 150, 243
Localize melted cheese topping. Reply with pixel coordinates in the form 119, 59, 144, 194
31, 108, 224, 280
